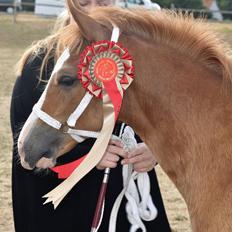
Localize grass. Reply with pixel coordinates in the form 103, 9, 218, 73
0, 14, 232, 232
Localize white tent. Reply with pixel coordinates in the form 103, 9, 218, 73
35, 0, 65, 16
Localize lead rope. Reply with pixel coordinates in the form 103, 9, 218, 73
109, 126, 158, 232
94, 123, 125, 232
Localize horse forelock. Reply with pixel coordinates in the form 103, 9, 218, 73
58, 7, 232, 85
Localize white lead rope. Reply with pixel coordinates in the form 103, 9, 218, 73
109, 126, 158, 232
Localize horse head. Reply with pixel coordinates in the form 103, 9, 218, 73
18, 4, 112, 169
18, 0, 143, 170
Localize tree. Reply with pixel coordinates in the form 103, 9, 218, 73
218, 0, 232, 19
218, 0, 232, 11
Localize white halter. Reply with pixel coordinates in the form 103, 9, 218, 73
32, 27, 120, 143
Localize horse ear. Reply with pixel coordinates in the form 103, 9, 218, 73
66, 0, 111, 41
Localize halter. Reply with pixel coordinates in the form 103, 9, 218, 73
32, 27, 120, 143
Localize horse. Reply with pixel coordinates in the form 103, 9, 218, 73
18, 1, 232, 231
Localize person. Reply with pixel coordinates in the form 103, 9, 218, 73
10, 0, 171, 231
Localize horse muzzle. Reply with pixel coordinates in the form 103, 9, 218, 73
18, 117, 62, 170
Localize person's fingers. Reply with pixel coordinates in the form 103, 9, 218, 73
121, 151, 156, 172
96, 160, 118, 170
121, 157, 155, 172
122, 154, 145, 165
133, 161, 154, 172
107, 145, 128, 158
109, 139, 123, 148
128, 143, 146, 157
105, 153, 120, 162
134, 166, 154, 173
96, 152, 120, 170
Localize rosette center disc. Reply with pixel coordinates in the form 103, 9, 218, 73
89, 51, 124, 88
94, 58, 118, 82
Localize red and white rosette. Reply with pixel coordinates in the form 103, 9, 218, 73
78, 40, 134, 99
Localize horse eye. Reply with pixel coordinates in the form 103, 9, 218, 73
58, 76, 76, 86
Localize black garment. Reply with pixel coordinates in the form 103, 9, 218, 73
10, 54, 171, 232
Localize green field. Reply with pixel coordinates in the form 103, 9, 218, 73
0, 14, 232, 232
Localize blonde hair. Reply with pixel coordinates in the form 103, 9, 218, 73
15, 10, 71, 80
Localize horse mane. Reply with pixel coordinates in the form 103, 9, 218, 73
61, 7, 232, 84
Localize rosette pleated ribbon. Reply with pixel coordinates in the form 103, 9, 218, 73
43, 27, 135, 208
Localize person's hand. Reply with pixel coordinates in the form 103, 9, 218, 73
96, 139, 128, 170
121, 143, 157, 173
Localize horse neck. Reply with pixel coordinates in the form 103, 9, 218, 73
120, 37, 232, 231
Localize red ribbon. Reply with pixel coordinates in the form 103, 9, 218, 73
51, 155, 87, 179
103, 79, 122, 121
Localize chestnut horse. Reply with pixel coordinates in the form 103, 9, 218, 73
18, 1, 232, 231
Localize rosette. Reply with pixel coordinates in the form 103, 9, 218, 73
78, 40, 135, 98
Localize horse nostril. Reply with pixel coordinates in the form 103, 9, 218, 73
24, 155, 36, 169
25, 152, 48, 168
20, 158, 34, 170
42, 150, 53, 159
24, 148, 53, 169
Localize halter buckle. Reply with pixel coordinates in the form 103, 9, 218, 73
60, 123, 70, 133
